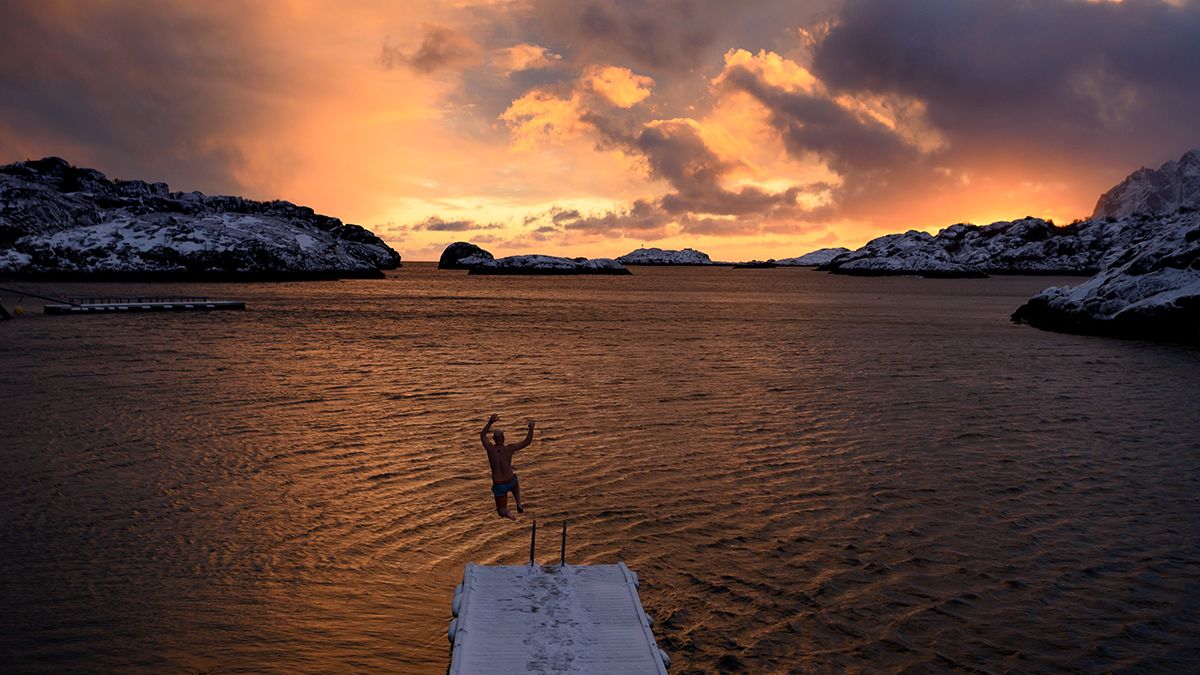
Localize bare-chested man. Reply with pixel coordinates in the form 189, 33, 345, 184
481, 413, 535, 520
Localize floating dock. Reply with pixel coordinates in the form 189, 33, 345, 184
448, 521, 669, 674
449, 563, 668, 674
43, 296, 245, 315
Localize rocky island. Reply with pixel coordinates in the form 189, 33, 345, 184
437, 243, 630, 275
616, 247, 715, 265
438, 241, 494, 269
0, 157, 400, 280
469, 254, 630, 275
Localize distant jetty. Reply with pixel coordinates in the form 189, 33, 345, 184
43, 296, 245, 315
0, 285, 246, 317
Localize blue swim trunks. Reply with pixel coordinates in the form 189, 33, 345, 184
491, 475, 518, 497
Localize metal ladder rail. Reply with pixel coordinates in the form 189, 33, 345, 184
528, 519, 569, 566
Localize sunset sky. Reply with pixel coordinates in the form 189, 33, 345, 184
2, 0, 1198, 261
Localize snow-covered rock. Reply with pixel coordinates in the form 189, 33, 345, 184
1092, 149, 1200, 221
616, 247, 714, 265
439, 242, 494, 269
1008, 148, 1200, 342
820, 217, 1128, 277
468, 254, 631, 275
1012, 212, 1200, 342
0, 157, 400, 279
775, 247, 851, 267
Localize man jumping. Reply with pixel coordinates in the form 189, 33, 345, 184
481, 413, 535, 520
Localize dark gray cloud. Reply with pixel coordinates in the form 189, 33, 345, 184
811, 0, 1200, 168
533, 0, 837, 75
713, 54, 945, 220
538, 0, 721, 71
716, 64, 917, 177
380, 24, 481, 74
558, 198, 673, 236
410, 216, 502, 232
0, 1, 274, 194
593, 115, 812, 213
551, 208, 581, 224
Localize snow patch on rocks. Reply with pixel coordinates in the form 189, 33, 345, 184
775, 247, 851, 267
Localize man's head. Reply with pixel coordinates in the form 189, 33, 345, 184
492, 430, 504, 445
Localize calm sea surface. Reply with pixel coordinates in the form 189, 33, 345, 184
1, 264, 1198, 673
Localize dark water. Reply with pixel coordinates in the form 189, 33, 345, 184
1, 264, 1198, 673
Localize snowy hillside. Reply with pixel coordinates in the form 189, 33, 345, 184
0, 157, 400, 279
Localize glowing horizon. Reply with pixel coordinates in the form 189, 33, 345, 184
1, 0, 1197, 261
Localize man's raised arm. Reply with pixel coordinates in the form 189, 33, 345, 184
480, 413, 499, 449
512, 419, 536, 451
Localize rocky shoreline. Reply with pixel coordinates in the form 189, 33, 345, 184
1011, 210, 1199, 343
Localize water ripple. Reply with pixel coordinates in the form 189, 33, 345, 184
1, 266, 1198, 672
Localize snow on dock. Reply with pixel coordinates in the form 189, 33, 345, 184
449, 562, 669, 674
43, 296, 245, 315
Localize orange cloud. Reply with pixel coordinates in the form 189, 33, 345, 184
494, 43, 562, 75
499, 89, 589, 150
498, 63, 655, 150
583, 65, 654, 108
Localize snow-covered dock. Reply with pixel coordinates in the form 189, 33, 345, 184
43, 296, 245, 314
449, 562, 669, 674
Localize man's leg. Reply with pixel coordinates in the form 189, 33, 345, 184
494, 495, 516, 520
511, 479, 524, 513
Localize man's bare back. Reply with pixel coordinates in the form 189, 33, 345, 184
481, 413, 535, 520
